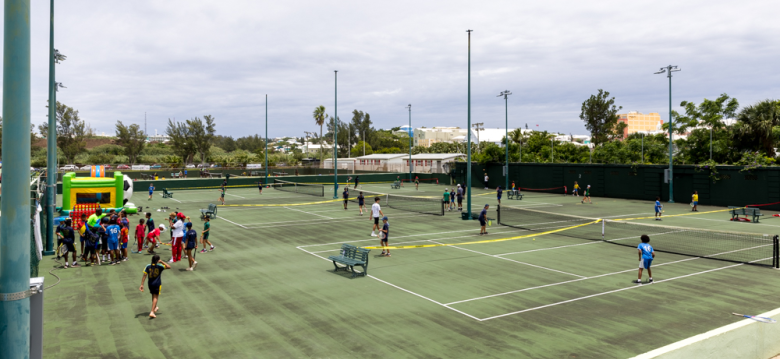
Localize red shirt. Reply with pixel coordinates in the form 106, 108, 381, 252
146, 228, 160, 239
135, 224, 145, 239
121, 227, 129, 243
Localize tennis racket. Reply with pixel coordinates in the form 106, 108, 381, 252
379, 231, 386, 240
690, 202, 694, 207
732, 313, 777, 323
57, 243, 68, 257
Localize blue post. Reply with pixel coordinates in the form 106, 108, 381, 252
1, 0, 33, 357
667, 71, 674, 203
333, 71, 338, 199
45, 0, 56, 255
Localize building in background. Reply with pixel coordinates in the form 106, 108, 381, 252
352, 153, 464, 173
617, 112, 663, 138
413, 127, 469, 147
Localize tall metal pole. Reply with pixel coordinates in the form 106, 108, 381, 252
407, 104, 412, 183
45, 0, 56, 255
264, 94, 268, 186
466, 30, 473, 218
655, 65, 679, 203
667, 69, 674, 203
333, 71, 338, 199
710, 127, 712, 161
2, 0, 33, 356
498, 91, 511, 192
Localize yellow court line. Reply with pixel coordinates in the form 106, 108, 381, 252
363, 219, 601, 249
219, 198, 343, 207
612, 207, 743, 221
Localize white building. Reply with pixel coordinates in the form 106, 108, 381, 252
414, 127, 469, 147
147, 130, 170, 143
353, 153, 464, 173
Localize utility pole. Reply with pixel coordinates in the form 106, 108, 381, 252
333, 70, 338, 199
654, 65, 681, 203
45, 0, 66, 256
497, 91, 512, 192
407, 104, 412, 184
144, 112, 147, 137
466, 29, 473, 219
265, 95, 268, 186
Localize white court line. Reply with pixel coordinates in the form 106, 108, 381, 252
217, 215, 247, 229
428, 240, 586, 278
298, 227, 520, 248
241, 212, 421, 226
243, 213, 422, 229
688, 216, 780, 228
296, 245, 481, 321
225, 193, 246, 198
478, 262, 746, 321
445, 257, 699, 305
284, 206, 332, 219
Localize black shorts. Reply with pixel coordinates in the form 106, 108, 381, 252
186, 242, 197, 250
84, 245, 96, 257
374, 217, 379, 225
479, 219, 486, 226
381, 238, 388, 243
64, 242, 76, 253
101, 239, 108, 251
358, 201, 364, 206
343, 199, 348, 203
457, 198, 463, 204
149, 284, 161, 295
444, 200, 450, 204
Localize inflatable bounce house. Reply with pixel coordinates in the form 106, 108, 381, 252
59, 166, 137, 215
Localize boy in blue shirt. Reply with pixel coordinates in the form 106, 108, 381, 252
496, 186, 503, 205
479, 204, 489, 235
380, 216, 390, 257
107, 218, 122, 265
185, 222, 198, 271
654, 197, 663, 221
61, 219, 79, 268
140, 254, 171, 318
342, 187, 349, 210
148, 183, 155, 200
635, 234, 655, 284
357, 191, 365, 216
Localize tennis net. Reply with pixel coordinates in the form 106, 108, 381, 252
273, 179, 324, 197
349, 190, 444, 216
497, 205, 779, 268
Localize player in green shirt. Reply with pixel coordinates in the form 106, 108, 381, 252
581, 185, 592, 204
443, 189, 450, 210
200, 217, 214, 253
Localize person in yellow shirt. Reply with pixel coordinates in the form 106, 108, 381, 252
573, 181, 580, 197
691, 191, 699, 212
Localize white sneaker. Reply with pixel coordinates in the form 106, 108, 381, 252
370, 232, 376, 237
192, 261, 198, 270
186, 267, 193, 271
64, 263, 69, 268
168, 259, 174, 263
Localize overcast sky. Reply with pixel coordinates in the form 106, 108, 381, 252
1, 0, 779, 139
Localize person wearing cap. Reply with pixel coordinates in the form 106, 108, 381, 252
170, 213, 185, 263
479, 204, 489, 235
380, 216, 390, 257
146, 224, 164, 254
582, 185, 592, 204
456, 184, 464, 211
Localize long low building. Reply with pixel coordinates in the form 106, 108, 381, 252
352, 153, 465, 173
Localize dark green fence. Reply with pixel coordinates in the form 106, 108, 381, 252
454, 162, 780, 210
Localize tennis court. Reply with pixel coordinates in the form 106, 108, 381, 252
40, 179, 780, 358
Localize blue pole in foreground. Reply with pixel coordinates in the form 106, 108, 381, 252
1, 0, 33, 357
45, 0, 56, 255
333, 71, 338, 199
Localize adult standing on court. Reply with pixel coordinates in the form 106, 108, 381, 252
170, 213, 185, 263
479, 204, 489, 235
342, 187, 350, 210
370, 197, 385, 237
484, 173, 489, 189
457, 184, 464, 211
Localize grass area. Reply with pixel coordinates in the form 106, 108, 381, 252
41, 181, 780, 358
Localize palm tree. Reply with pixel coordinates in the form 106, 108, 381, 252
508, 128, 526, 161
735, 100, 780, 156
312, 106, 328, 164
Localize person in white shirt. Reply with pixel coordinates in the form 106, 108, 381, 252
370, 197, 385, 237
169, 213, 185, 263
484, 174, 489, 189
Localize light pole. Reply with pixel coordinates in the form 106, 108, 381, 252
498, 90, 512, 192
710, 126, 712, 161
466, 29, 473, 219
2, 0, 33, 356
265, 94, 268, 186
406, 104, 412, 183
333, 70, 338, 199
45, 0, 66, 255
654, 65, 680, 203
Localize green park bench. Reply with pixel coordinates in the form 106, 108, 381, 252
162, 188, 174, 198
391, 181, 401, 189
200, 203, 218, 219
507, 190, 523, 200
327, 243, 370, 278
730, 206, 763, 223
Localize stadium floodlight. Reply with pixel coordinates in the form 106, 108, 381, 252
655, 65, 681, 203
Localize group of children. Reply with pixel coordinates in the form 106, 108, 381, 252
442, 184, 465, 211
56, 208, 133, 267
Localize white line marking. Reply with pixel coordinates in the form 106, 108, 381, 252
478, 263, 745, 321
298, 227, 520, 248
225, 193, 246, 198
494, 241, 601, 257
429, 240, 586, 278
243, 213, 422, 229
630, 307, 780, 359
297, 245, 481, 320
284, 206, 332, 219
445, 257, 699, 305
218, 216, 247, 229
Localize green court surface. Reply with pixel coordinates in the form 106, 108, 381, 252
41, 181, 780, 358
